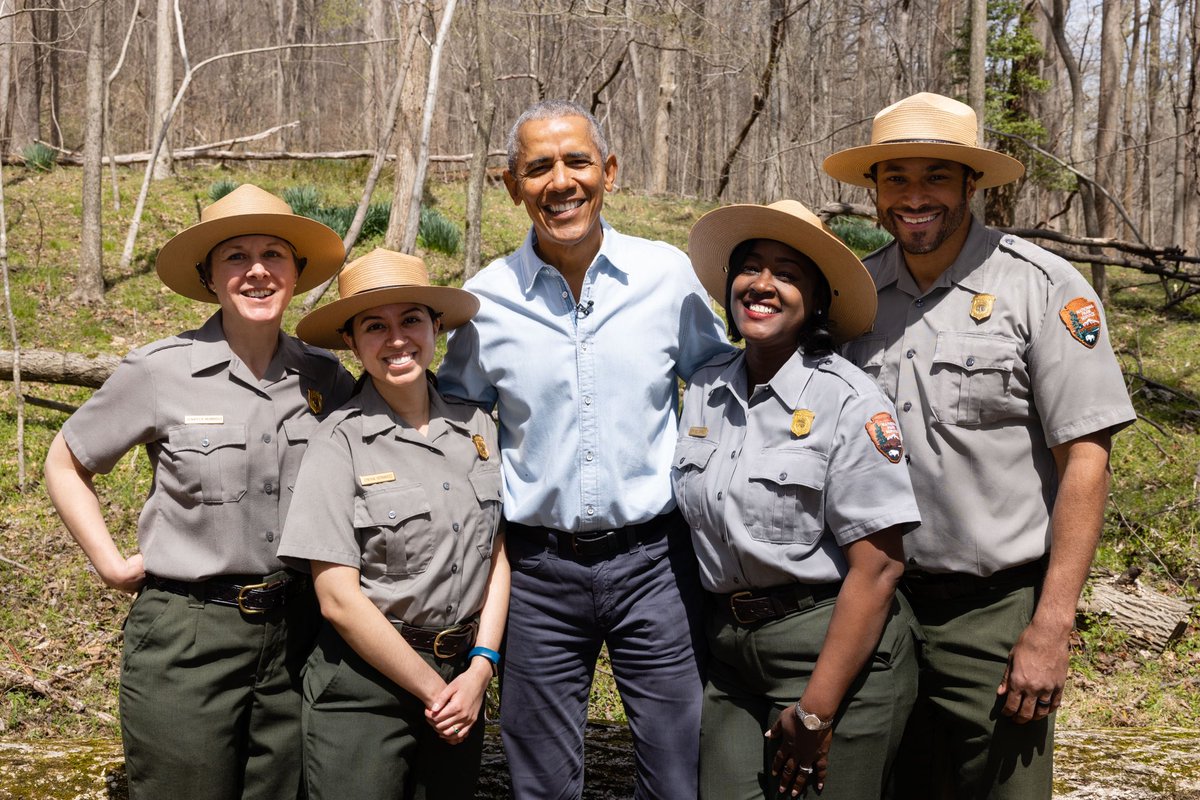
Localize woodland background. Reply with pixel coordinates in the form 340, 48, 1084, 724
0, 0, 1199, 786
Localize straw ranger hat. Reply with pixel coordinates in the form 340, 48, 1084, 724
296, 248, 479, 350
688, 199, 877, 343
155, 183, 346, 302
822, 92, 1025, 189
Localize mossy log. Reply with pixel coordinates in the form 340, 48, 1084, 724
1080, 577, 1194, 653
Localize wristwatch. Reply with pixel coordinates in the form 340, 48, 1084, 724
794, 702, 834, 731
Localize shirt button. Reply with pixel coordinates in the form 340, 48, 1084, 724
262, 433, 272, 444
264, 482, 274, 495
581, 342, 588, 351
561, 291, 569, 299
388, 510, 397, 519
730, 451, 737, 459
453, 522, 461, 532
778, 472, 788, 480
905, 454, 911, 464
201, 437, 210, 447
717, 491, 723, 500
908, 557, 917, 565
906, 349, 915, 359
966, 356, 976, 367
266, 531, 274, 542
678, 457, 685, 465
903, 401, 912, 412
443, 482, 451, 490
584, 396, 592, 406
585, 451, 594, 462
915, 298, 924, 308
446, 604, 453, 614
451, 564, 459, 574
586, 506, 595, 516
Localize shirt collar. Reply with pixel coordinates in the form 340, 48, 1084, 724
879, 217, 995, 297
189, 310, 316, 382
513, 217, 625, 295
356, 378, 470, 445
707, 348, 819, 412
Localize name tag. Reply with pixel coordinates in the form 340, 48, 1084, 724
359, 471, 396, 486
184, 415, 224, 424
687, 426, 709, 438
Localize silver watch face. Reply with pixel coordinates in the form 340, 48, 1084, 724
801, 712, 824, 731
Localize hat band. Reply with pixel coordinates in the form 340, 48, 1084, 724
341, 282, 428, 298
876, 137, 972, 146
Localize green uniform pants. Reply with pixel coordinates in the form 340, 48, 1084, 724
301, 624, 485, 800
893, 580, 1053, 800
700, 593, 918, 800
120, 582, 319, 800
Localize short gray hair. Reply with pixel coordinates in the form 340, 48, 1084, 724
505, 100, 609, 174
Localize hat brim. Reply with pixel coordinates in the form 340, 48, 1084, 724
822, 142, 1026, 189
295, 285, 480, 350
156, 213, 347, 302
688, 204, 878, 343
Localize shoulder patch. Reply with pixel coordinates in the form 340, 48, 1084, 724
1058, 297, 1102, 348
865, 412, 904, 463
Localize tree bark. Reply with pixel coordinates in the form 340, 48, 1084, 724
75, 0, 104, 304
464, 0, 495, 280
152, 0, 174, 180
1080, 577, 1193, 653
967, 0, 986, 221
8, 1, 39, 150
385, 0, 427, 251
1093, 0, 1126, 302
650, 26, 678, 194
1, 349, 121, 388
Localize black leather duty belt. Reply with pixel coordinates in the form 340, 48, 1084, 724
716, 582, 843, 625
395, 619, 478, 659
145, 572, 307, 614
901, 558, 1047, 603
506, 512, 679, 561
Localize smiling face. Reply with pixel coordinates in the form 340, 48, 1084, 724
207, 235, 299, 327
729, 239, 822, 356
342, 303, 440, 397
503, 114, 618, 273
873, 157, 976, 269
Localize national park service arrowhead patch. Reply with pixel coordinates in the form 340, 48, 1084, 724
1059, 297, 1102, 348
865, 412, 904, 464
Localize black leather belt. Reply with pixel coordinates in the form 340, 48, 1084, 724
507, 512, 679, 560
145, 572, 307, 614
717, 582, 843, 625
395, 620, 478, 659
901, 558, 1046, 603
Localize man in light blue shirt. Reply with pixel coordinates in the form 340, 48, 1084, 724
439, 99, 732, 799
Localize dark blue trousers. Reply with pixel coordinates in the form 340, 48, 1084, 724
499, 515, 704, 799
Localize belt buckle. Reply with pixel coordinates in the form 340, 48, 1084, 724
433, 624, 469, 659
572, 530, 612, 557
728, 591, 758, 625
235, 580, 269, 615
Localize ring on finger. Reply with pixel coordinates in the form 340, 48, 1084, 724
798, 765, 814, 775
1035, 698, 1053, 708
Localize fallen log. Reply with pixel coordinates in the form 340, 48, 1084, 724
1079, 574, 1194, 653
0, 349, 119, 388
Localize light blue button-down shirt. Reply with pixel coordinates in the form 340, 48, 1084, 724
439, 219, 733, 532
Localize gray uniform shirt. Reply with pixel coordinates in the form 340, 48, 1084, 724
672, 348, 920, 594
842, 220, 1136, 576
277, 380, 502, 629
61, 312, 355, 581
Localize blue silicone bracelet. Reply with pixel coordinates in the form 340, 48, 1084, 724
468, 646, 501, 675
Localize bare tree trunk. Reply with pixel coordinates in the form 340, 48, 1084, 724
361, 0, 388, 139
0, 3, 18, 486
1143, 0, 1161, 243
0, 2, 12, 155
399, 0, 457, 254
105, 0, 142, 210
650, 27, 678, 194
968, 0, 987, 221
152, 0, 174, 179
9, 2, 39, 150
76, 0, 105, 304
464, 0, 495, 279
1093, 0, 1126, 302
385, 0, 427, 251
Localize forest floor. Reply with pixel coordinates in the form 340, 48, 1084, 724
1, 162, 1198, 783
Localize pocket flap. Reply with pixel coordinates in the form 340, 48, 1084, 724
354, 484, 430, 528
166, 423, 247, 453
747, 448, 828, 490
673, 438, 718, 470
283, 416, 318, 444
468, 461, 503, 503
933, 332, 1018, 372
843, 334, 886, 370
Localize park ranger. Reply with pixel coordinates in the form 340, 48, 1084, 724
824, 92, 1136, 798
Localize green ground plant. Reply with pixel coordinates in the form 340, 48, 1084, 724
1, 163, 1197, 741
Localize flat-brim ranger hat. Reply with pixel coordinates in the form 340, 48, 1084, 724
296, 248, 479, 350
822, 92, 1025, 189
156, 183, 346, 302
688, 199, 877, 343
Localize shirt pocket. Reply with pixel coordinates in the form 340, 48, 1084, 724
282, 416, 318, 493
744, 448, 827, 546
468, 461, 503, 560
354, 484, 433, 576
164, 423, 249, 504
671, 437, 718, 526
930, 332, 1020, 426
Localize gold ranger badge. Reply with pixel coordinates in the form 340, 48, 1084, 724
472, 434, 490, 460
306, 389, 324, 415
970, 293, 996, 322
791, 409, 814, 438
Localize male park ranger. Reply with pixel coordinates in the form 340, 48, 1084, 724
825, 92, 1136, 798
438, 99, 732, 798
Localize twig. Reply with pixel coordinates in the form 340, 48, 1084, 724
22, 394, 78, 414
1132, 417, 1170, 457
0, 554, 32, 572
0, 665, 117, 724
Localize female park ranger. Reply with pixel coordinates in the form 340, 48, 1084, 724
674, 200, 921, 799
279, 248, 508, 800
44, 184, 353, 799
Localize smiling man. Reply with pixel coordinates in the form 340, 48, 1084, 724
824, 93, 1135, 798
439, 100, 732, 799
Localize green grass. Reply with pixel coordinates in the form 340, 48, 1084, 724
1, 163, 1198, 738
